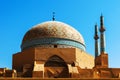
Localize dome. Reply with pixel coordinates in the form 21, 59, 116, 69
21, 21, 85, 50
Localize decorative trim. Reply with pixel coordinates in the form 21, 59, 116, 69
21, 38, 86, 51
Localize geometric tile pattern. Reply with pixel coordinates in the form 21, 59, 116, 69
21, 38, 86, 51
22, 21, 85, 45
21, 21, 85, 50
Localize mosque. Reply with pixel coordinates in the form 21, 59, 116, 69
0, 14, 120, 78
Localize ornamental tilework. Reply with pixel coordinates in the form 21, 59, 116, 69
21, 38, 85, 51
22, 21, 85, 46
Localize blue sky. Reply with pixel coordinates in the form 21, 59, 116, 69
0, 0, 120, 69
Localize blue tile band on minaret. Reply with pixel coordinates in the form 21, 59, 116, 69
100, 15, 106, 54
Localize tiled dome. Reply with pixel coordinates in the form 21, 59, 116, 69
21, 21, 85, 50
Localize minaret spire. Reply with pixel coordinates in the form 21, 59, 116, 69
94, 15, 108, 68
94, 24, 99, 57
52, 12, 55, 21
100, 15, 106, 54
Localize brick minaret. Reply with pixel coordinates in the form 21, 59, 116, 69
94, 24, 99, 58
95, 15, 108, 68
100, 15, 106, 54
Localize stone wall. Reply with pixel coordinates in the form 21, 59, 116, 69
34, 48, 76, 64
76, 48, 94, 69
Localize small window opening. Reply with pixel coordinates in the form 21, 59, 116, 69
54, 45, 57, 48
71, 62, 75, 67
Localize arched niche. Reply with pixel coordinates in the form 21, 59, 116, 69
44, 55, 69, 78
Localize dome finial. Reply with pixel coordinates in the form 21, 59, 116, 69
52, 12, 55, 21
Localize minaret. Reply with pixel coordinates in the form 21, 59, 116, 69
94, 24, 99, 57
99, 15, 106, 54
94, 15, 108, 68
